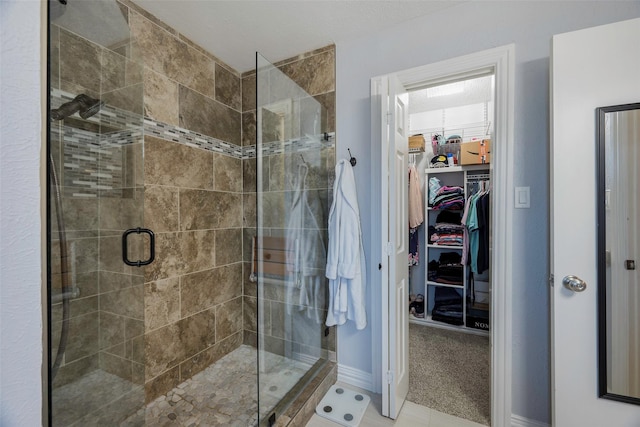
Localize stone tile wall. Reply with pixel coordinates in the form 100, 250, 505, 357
50, 0, 336, 416
118, 1, 246, 402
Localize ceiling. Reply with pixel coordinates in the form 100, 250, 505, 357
135, 0, 464, 73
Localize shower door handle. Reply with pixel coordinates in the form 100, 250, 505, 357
122, 228, 155, 267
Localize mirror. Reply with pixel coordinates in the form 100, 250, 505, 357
597, 102, 640, 405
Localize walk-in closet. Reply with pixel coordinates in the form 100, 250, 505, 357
405, 73, 493, 425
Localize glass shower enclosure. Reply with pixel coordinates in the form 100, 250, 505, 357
255, 53, 332, 425
47, 1, 333, 425
48, 1, 146, 425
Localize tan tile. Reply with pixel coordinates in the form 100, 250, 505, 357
243, 296, 257, 332
144, 277, 180, 332
100, 285, 144, 319
143, 68, 179, 126
59, 29, 102, 94
129, 11, 214, 98
279, 50, 335, 96
181, 230, 216, 273
100, 351, 131, 382
273, 44, 335, 69
213, 153, 242, 192
215, 296, 243, 341
143, 231, 181, 282
66, 237, 99, 274
243, 330, 257, 347
102, 83, 144, 116
123, 142, 144, 188
99, 233, 144, 276
52, 354, 99, 388
143, 229, 215, 281
180, 264, 242, 317
99, 310, 125, 350
179, 85, 241, 145
125, 317, 144, 339
63, 193, 98, 231
243, 193, 257, 228
242, 73, 256, 112
101, 49, 126, 93
179, 331, 242, 381
270, 301, 286, 340
145, 365, 180, 404
179, 189, 242, 230
144, 135, 213, 189
144, 308, 216, 379
50, 24, 60, 89
314, 91, 335, 133
215, 228, 242, 266
261, 106, 283, 143
144, 184, 179, 233
64, 311, 99, 363
268, 154, 286, 191
100, 270, 136, 292
242, 228, 256, 263
215, 63, 241, 111
243, 159, 257, 193
242, 110, 256, 147
261, 191, 287, 228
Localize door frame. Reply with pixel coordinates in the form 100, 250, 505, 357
371, 44, 515, 425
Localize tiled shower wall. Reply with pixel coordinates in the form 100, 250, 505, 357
120, 0, 246, 402
50, 0, 336, 409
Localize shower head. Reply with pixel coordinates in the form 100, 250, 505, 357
51, 93, 104, 121
79, 98, 105, 119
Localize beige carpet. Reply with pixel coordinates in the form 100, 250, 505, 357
407, 323, 490, 426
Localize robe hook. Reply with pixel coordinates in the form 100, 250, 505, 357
348, 148, 357, 167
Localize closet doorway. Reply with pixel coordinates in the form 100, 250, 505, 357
371, 45, 515, 426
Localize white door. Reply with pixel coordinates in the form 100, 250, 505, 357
380, 74, 410, 419
551, 18, 640, 426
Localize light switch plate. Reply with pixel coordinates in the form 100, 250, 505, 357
515, 186, 530, 208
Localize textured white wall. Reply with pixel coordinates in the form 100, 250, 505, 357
335, 1, 640, 423
0, 0, 45, 425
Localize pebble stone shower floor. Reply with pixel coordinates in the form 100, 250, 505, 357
54, 345, 311, 426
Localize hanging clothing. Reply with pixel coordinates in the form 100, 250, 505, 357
409, 227, 419, 266
408, 165, 423, 266
325, 159, 367, 330
286, 163, 326, 323
408, 165, 424, 229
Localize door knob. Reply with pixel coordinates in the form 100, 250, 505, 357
562, 275, 587, 292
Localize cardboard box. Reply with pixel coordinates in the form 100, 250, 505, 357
409, 134, 425, 151
460, 139, 491, 165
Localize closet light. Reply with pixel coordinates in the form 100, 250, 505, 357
427, 81, 464, 98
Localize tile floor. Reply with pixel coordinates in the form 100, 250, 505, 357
53, 352, 480, 427
53, 345, 312, 426
305, 383, 487, 427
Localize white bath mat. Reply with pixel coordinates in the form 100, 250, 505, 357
315, 384, 370, 427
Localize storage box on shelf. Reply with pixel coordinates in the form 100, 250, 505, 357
460, 139, 491, 165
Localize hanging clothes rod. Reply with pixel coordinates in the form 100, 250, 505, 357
467, 174, 491, 181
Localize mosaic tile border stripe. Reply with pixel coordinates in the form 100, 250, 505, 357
51, 89, 335, 161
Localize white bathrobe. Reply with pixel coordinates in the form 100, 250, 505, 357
286, 163, 326, 323
325, 159, 367, 330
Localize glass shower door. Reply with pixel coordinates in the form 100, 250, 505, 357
48, 1, 146, 425
255, 53, 331, 425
